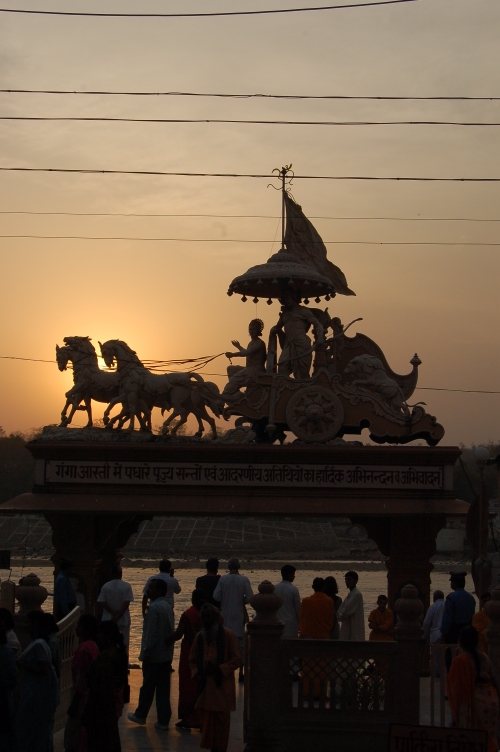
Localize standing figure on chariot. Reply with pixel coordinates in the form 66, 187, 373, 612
271, 290, 324, 380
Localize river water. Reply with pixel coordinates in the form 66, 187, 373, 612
9, 564, 462, 664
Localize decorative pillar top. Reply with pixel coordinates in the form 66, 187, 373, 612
249, 580, 283, 623
394, 583, 424, 638
15, 572, 48, 615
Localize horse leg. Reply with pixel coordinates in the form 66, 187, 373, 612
161, 409, 177, 435
103, 394, 124, 426
199, 405, 217, 440
170, 409, 188, 435
59, 397, 72, 426
192, 408, 204, 438
84, 396, 93, 428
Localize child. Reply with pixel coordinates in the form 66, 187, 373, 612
368, 595, 394, 641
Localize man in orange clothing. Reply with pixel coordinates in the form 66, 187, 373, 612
299, 577, 335, 639
368, 595, 394, 642
472, 592, 491, 655
299, 578, 335, 700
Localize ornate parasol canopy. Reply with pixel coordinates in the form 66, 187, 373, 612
227, 247, 335, 305
227, 165, 354, 305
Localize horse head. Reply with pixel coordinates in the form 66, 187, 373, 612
55, 343, 71, 371
99, 339, 142, 370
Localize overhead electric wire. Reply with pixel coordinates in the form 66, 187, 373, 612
1, 167, 500, 182
0, 235, 498, 246
1, 355, 499, 395
0, 0, 420, 18
1, 211, 498, 222
2, 116, 499, 126
2, 89, 500, 101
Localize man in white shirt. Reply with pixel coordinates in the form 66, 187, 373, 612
274, 564, 301, 638
213, 557, 253, 682
142, 559, 181, 616
423, 589, 446, 676
97, 564, 134, 647
337, 571, 365, 640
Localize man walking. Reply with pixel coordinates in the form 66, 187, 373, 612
97, 564, 134, 647
97, 564, 134, 702
189, 603, 241, 752
275, 564, 301, 637
337, 571, 365, 640
441, 571, 476, 645
142, 559, 181, 616
128, 579, 174, 730
213, 557, 253, 682
196, 557, 221, 607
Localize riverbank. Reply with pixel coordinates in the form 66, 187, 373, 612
7, 555, 470, 573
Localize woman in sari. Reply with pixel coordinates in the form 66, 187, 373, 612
80, 620, 128, 752
15, 610, 59, 752
64, 614, 100, 752
167, 588, 206, 729
447, 626, 499, 752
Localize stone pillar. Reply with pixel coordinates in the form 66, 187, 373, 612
394, 583, 424, 725
386, 517, 445, 613
244, 580, 285, 752
45, 512, 150, 616
485, 585, 500, 693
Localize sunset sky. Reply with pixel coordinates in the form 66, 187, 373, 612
0, 0, 498, 445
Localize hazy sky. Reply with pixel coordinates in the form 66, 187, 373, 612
0, 0, 499, 446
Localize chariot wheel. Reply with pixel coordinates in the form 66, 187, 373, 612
286, 386, 344, 443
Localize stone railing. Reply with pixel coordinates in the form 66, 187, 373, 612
244, 581, 423, 752
54, 605, 80, 732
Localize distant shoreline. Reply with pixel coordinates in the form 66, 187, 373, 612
9, 556, 470, 574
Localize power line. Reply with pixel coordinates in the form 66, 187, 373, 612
0, 210, 497, 222
0, 234, 498, 245
1, 167, 500, 182
2, 89, 499, 101
0, 1, 419, 18
2, 116, 499, 126
1, 211, 499, 222
1, 356, 499, 395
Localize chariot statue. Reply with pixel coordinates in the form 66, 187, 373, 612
55, 164, 444, 446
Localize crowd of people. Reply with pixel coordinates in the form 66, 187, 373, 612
0, 561, 499, 752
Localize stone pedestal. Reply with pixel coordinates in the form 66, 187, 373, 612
394, 583, 424, 725
244, 581, 285, 752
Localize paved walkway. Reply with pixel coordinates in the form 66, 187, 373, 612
54, 666, 245, 752
54, 670, 446, 751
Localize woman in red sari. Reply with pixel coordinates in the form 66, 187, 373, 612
447, 626, 499, 752
168, 588, 207, 729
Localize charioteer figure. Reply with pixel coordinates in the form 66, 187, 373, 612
222, 319, 266, 402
